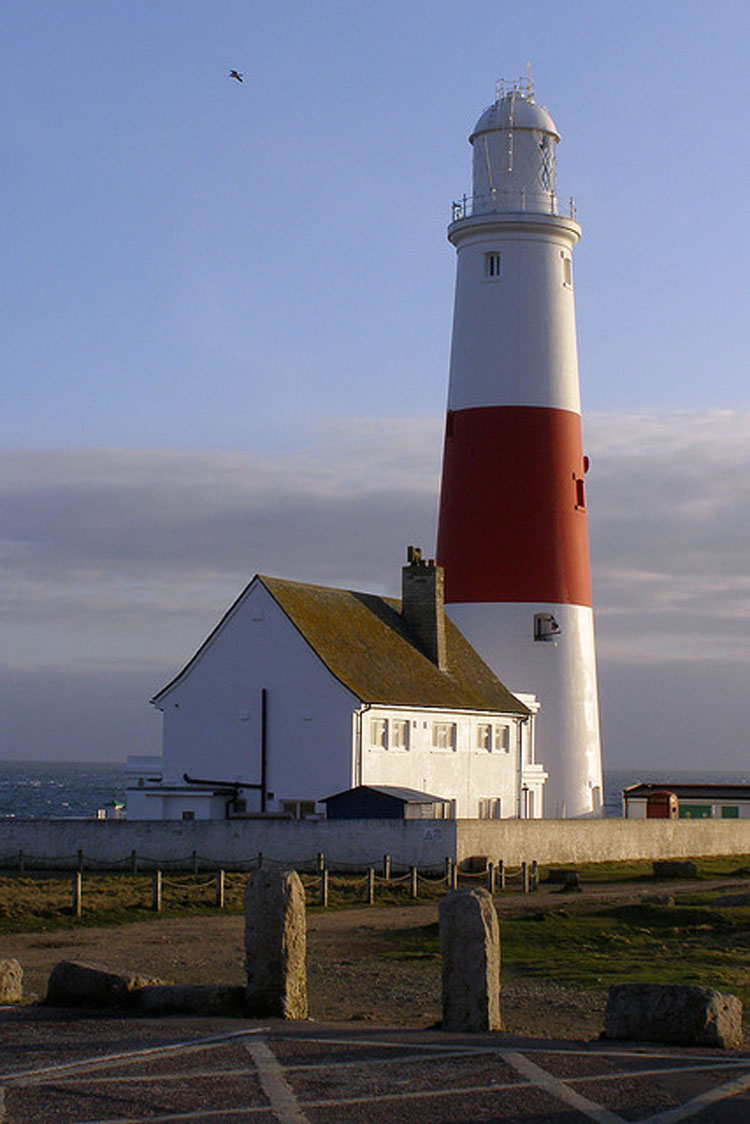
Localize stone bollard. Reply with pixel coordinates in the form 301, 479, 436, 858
244, 868, 307, 1019
0, 959, 23, 1004
439, 888, 501, 1032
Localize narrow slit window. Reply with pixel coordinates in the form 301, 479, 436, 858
561, 253, 573, 287
575, 477, 586, 509
485, 252, 502, 280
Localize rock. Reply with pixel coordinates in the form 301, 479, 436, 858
439, 887, 501, 1032
713, 893, 750, 907
604, 984, 743, 1049
0, 958, 23, 1003
640, 893, 675, 906
556, 872, 582, 893
46, 961, 161, 1008
138, 985, 246, 1016
461, 855, 489, 873
244, 868, 307, 1019
653, 860, 697, 880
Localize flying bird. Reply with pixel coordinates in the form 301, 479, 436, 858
229, 70, 243, 82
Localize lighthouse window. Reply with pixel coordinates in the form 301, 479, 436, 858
575, 477, 586, 509
484, 252, 502, 280
539, 136, 555, 191
561, 253, 573, 287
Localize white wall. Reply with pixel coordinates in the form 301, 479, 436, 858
362, 706, 531, 818
152, 580, 360, 815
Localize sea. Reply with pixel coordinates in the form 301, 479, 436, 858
0, 760, 747, 820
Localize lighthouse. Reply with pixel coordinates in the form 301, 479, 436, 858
436, 77, 603, 817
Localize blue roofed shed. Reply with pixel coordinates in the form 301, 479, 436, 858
323, 785, 452, 820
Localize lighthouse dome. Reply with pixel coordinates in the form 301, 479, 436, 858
470, 92, 559, 143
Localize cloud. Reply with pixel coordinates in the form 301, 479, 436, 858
2, 409, 748, 766
584, 409, 750, 664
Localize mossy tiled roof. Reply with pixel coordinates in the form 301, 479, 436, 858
260, 576, 528, 715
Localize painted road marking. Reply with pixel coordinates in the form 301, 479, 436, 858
2, 1026, 748, 1124
0, 1026, 269, 1084
640, 1068, 750, 1123
245, 1037, 309, 1124
505, 1051, 628, 1124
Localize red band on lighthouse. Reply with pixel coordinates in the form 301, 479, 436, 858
437, 404, 592, 607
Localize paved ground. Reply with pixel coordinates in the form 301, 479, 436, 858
1, 1009, 749, 1123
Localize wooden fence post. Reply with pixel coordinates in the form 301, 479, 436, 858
152, 869, 162, 912
76, 848, 84, 873
367, 867, 375, 905
521, 861, 529, 894
445, 856, 452, 884
316, 851, 325, 873
530, 860, 538, 892
382, 853, 391, 881
257, 851, 264, 870
131, 849, 138, 874
215, 869, 225, 909
320, 868, 329, 908
451, 861, 459, 891
487, 860, 496, 895
409, 865, 418, 900
498, 859, 506, 891
191, 850, 198, 875
72, 871, 82, 918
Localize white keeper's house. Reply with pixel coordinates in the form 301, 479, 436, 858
126, 550, 547, 821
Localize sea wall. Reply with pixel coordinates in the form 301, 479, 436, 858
0, 816, 748, 870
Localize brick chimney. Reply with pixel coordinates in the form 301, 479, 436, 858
401, 546, 447, 670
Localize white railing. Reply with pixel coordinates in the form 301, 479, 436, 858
451, 191, 577, 222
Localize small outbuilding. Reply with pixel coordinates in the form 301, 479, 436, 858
623, 782, 750, 820
323, 785, 452, 820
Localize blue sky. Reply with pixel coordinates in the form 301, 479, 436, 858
2, 1, 749, 773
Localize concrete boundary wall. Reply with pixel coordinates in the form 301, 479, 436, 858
0, 818, 456, 871
455, 818, 750, 865
0, 817, 749, 870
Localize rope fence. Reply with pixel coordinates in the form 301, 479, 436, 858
1, 851, 541, 919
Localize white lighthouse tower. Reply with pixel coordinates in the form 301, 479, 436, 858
436, 77, 603, 817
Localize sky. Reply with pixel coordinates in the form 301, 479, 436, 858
2, 0, 748, 774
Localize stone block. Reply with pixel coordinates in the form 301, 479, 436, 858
713, 893, 750, 907
138, 984, 246, 1016
0, 958, 23, 1003
653, 860, 697, 880
546, 868, 579, 884
604, 984, 743, 1049
439, 887, 501, 1032
46, 961, 160, 1008
244, 868, 307, 1019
